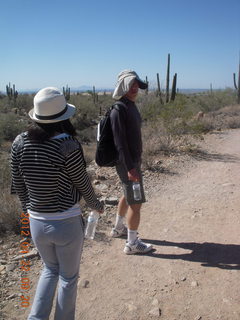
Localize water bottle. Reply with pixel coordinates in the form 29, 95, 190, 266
85, 211, 99, 240
132, 182, 141, 201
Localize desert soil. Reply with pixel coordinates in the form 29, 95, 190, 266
1, 128, 240, 320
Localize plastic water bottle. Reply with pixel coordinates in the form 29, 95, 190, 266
85, 211, 99, 240
132, 182, 141, 201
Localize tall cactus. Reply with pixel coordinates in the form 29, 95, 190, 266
170, 73, 177, 101
6, 82, 18, 101
145, 76, 149, 95
156, 73, 163, 104
165, 53, 170, 103
93, 86, 96, 104
6, 82, 18, 107
63, 85, 70, 101
233, 56, 240, 104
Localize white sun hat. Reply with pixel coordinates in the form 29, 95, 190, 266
29, 87, 76, 123
112, 70, 148, 100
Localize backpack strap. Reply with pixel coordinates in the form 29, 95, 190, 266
112, 101, 126, 111
111, 101, 127, 120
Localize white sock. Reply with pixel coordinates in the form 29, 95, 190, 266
128, 229, 138, 245
115, 214, 125, 230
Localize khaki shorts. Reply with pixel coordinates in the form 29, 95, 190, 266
116, 162, 146, 205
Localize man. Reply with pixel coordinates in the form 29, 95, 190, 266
110, 70, 153, 255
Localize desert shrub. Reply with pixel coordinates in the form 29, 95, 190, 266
82, 143, 97, 164
0, 190, 20, 234
0, 151, 20, 234
15, 93, 34, 112
186, 88, 236, 113
200, 104, 240, 130
77, 126, 97, 144
0, 113, 27, 141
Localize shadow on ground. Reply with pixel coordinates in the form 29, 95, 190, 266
189, 150, 240, 163
141, 239, 240, 270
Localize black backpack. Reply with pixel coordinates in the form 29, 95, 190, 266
95, 102, 126, 167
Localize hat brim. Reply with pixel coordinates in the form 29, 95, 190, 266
28, 103, 76, 123
136, 78, 148, 90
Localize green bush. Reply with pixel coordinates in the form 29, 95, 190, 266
0, 113, 27, 142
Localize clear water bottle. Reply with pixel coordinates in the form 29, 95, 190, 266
132, 182, 141, 201
85, 211, 99, 240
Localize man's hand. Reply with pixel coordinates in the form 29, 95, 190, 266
128, 168, 140, 182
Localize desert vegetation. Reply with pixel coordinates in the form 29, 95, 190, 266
0, 87, 240, 234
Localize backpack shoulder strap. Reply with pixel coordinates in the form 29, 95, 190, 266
112, 101, 126, 111
111, 101, 127, 119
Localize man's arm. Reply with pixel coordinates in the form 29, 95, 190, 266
110, 107, 134, 170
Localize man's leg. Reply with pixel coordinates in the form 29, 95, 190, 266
111, 195, 128, 237
126, 203, 141, 244
124, 203, 152, 255
127, 203, 141, 230
118, 195, 129, 217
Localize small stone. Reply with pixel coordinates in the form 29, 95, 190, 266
80, 279, 89, 288
105, 197, 118, 205
191, 281, 198, 287
152, 298, 160, 306
96, 175, 107, 180
13, 248, 39, 260
7, 293, 17, 300
0, 265, 5, 272
6, 263, 17, 272
181, 277, 187, 281
126, 303, 138, 312
95, 184, 108, 191
149, 306, 161, 317
222, 183, 235, 187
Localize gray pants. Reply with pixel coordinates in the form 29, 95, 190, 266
28, 215, 85, 320
116, 162, 146, 205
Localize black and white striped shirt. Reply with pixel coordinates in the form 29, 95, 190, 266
11, 132, 103, 219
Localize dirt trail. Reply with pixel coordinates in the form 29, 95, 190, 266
7, 129, 240, 320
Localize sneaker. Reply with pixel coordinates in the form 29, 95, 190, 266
123, 238, 153, 255
110, 225, 128, 238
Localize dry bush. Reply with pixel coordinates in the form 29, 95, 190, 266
198, 105, 240, 131
0, 190, 20, 234
141, 121, 192, 169
82, 142, 96, 164
0, 151, 21, 234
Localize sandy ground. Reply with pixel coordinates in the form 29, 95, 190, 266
3, 128, 240, 320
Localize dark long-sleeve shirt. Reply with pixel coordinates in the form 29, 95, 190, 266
110, 97, 142, 171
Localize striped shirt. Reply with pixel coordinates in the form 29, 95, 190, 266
11, 132, 103, 219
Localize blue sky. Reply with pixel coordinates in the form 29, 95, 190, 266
0, 0, 239, 92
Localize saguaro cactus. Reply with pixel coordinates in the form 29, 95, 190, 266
145, 76, 149, 95
170, 73, 177, 101
156, 73, 163, 104
233, 56, 240, 104
6, 83, 18, 101
165, 53, 170, 103
63, 85, 70, 101
156, 53, 177, 104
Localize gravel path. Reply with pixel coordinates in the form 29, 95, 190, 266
2, 129, 240, 320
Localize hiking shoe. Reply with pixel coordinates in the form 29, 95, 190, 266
123, 238, 153, 255
110, 225, 128, 238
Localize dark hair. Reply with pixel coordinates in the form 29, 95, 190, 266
27, 119, 76, 142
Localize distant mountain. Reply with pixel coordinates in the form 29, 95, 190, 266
16, 86, 113, 94
6, 87, 221, 95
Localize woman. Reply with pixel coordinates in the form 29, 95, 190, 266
11, 87, 103, 320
